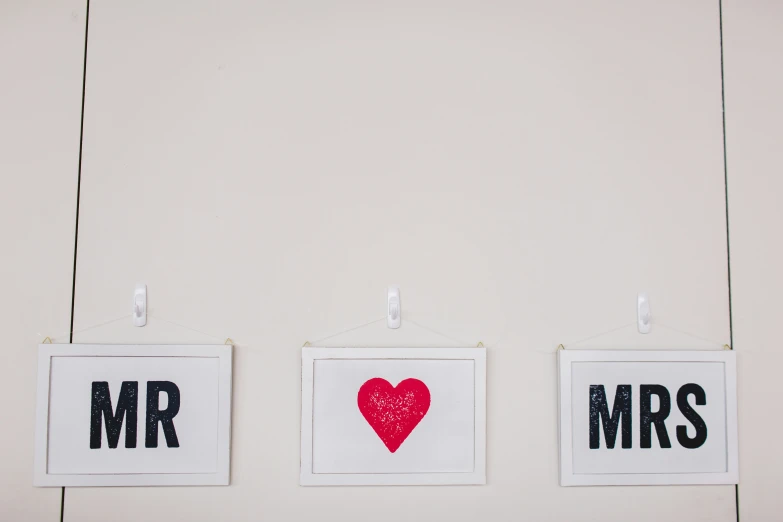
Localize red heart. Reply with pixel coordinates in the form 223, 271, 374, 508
357, 378, 431, 453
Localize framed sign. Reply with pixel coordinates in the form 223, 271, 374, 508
34, 344, 232, 486
558, 349, 738, 486
300, 347, 486, 485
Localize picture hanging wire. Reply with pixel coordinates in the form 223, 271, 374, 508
304, 316, 479, 347
556, 321, 729, 353
38, 308, 727, 352
38, 311, 236, 345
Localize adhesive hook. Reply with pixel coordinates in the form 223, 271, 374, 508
387, 286, 401, 329
133, 284, 147, 327
637, 292, 651, 334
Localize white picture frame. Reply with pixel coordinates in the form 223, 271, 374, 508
300, 347, 486, 486
34, 344, 233, 487
558, 349, 738, 486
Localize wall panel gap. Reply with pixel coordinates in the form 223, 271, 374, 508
717, 0, 737, 521
64, 0, 91, 521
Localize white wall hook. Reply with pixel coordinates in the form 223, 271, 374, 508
133, 284, 147, 327
637, 292, 651, 334
387, 286, 401, 329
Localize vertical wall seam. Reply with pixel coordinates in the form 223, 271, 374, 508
64, 1, 91, 521
719, 0, 733, 349
717, 0, 738, 521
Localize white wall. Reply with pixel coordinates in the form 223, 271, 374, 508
0, 1, 85, 521
64, 2, 734, 521
8, 1, 782, 521
723, 2, 783, 520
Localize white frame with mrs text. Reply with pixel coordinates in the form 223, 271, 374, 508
300, 347, 487, 486
558, 349, 738, 486
34, 344, 233, 487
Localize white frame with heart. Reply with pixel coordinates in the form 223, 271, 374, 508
300, 347, 487, 486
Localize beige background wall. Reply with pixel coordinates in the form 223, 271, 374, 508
0, 1, 85, 521
723, 1, 783, 521
0, 1, 779, 521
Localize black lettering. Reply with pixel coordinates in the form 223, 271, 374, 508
90, 381, 138, 449
589, 385, 632, 449
145, 381, 180, 448
640, 384, 672, 448
676, 383, 708, 449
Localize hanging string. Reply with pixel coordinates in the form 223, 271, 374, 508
655, 322, 728, 348
38, 313, 132, 343
309, 317, 386, 345
405, 318, 471, 346
532, 322, 635, 354
40, 312, 235, 345
39, 309, 476, 348
307, 316, 473, 346
148, 314, 228, 343
562, 322, 636, 348
548, 320, 729, 354
39, 306, 728, 352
